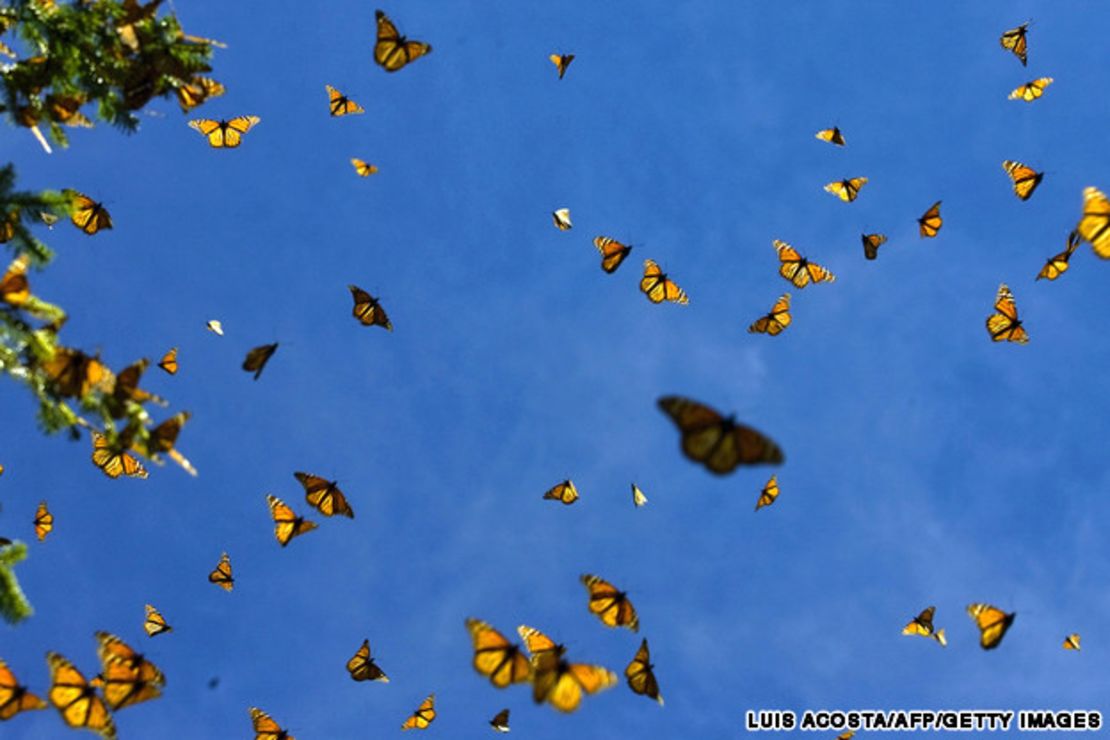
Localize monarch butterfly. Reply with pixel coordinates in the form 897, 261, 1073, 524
374, 10, 432, 72
631, 483, 648, 507
112, 358, 166, 409
581, 574, 639, 631
967, 603, 1015, 650
401, 693, 436, 730
774, 240, 835, 288
175, 77, 225, 112
33, 500, 52, 541
1077, 186, 1110, 258
1008, 77, 1052, 102
640, 259, 689, 304
465, 618, 532, 688
208, 551, 233, 591
489, 708, 510, 733
543, 479, 579, 505
1063, 633, 1081, 651
861, 233, 887, 260
823, 177, 868, 202
206, 319, 224, 335
94, 631, 165, 710
0, 254, 30, 305
325, 85, 364, 116
69, 193, 112, 235
657, 395, 785, 474
1000, 22, 1029, 66
143, 604, 172, 637
242, 342, 279, 380
625, 638, 663, 705
47, 95, 92, 128
92, 432, 148, 479
294, 472, 355, 518
838, 733, 856, 740
901, 606, 946, 646
42, 348, 113, 399
550, 53, 574, 79
552, 208, 572, 230
917, 201, 942, 238
0, 657, 46, 720
266, 494, 318, 547
1002, 160, 1043, 200
814, 127, 846, 146
156, 347, 178, 375
986, 283, 1028, 344
351, 158, 379, 177
188, 116, 261, 148
754, 475, 779, 511
348, 285, 392, 330
250, 707, 294, 740
46, 652, 116, 739
747, 293, 791, 336
142, 412, 197, 477
346, 639, 389, 682
518, 625, 616, 713
1036, 230, 1080, 281
593, 236, 632, 273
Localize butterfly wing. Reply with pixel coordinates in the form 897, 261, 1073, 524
593, 236, 632, 273
1078, 187, 1110, 258
1000, 22, 1029, 65
861, 233, 887, 260
967, 603, 1015, 649
251, 707, 294, 740
581, 574, 639, 631
748, 293, 791, 335
400, 693, 436, 730
918, 201, 943, 237
624, 639, 663, 705
1063, 634, 1081, 651
243, 342, 278, 380
157, 347, 178, 375
267, 494, 318, 546
346, 638, 389, 682
326, 85, 364, 116
466, 618, 532, 687
552, 208, 572, 230
375, 11, 431, 72
986, 283, 1028, 343
658, 396, 785, 473
144, 604, 172, 637
754, 475, 779, 511
33, 500, 53, 541
351, 158, 379, 177
348, 285, 391, 329
542, 479, 578, 505
489, 708, 511, 732
1009, 77, 1052, 102
0, 658, 47, 720
91, 433, 148, 479
70, 193, 112, 235
824, 177, 867, 202
550, 53, 574, 79
631, 483, 648, 507
208, 552, 233, 591
47, 652, 117, 739
815, 127, 845, 146
0, 254, 30, 305
1002, 160, 1043, 200
222, 115, 261, 148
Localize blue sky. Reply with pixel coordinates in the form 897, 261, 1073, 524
2, 1, 1110, 737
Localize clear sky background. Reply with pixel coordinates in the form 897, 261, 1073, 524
2, 1, 1110, 737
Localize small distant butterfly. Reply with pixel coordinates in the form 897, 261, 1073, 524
175, 76, 225, 112
823, 177, 868, 202
348, 285, 391, 330
465, 618, 532, 688
631, 483, 648, 507
294, 472, 355, 518
33, 501, 53, 541
754, 475, 779, 511
143, 412, 197, 476
242, 342, 279, 380
967, 603, 1015, 650
1008, 77, 1052, 102
550, 53, 574, 79
1036, 231, 1080, 281
266, 494, 318, 547
861, 233, 887, 260
326, 85, 364, 116
91, 432, 148, 479
640, 259, 688, 304
46, 652, 116, 739
206, 319, 224, 335
625, 639, 663, 705
143, 604, 172, 637
1077, 186, 1110, 258
814, 127, 846, 146
401, 693, 436, 730
986, 283, 1028, 344
250, 707, 294, 740
1000, 22, 1029, 66
374, 10, 432, 73
351, 158, 379, 177
518, 625, 616, 713
658, 395, 785, 474
489, 708, 511, 733
1002, 160, 1043, 200
543, 479, 578, 505
94, 631, 165, 710
208, 551, 233, 591
593, 236, 632, 273
747, 293, 791, 336
0, 657, 46, 720
0, 254, 30, 305
918, 201, 943, 238
346, 639, 389, 682
774, 240, 835, 289
188, 116, 261, 148
112, 358, 166, 408
581, 574, 639, 631
1063, 634, 1081, 651
552, 208, 572, 231
902, 606, 947, 646
69, 193, 112, 235
157, 347, 178, 375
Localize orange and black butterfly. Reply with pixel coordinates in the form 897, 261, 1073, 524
625, 639, 662, 705
374, 10, 431, 73
747, 293, 791, 336
967, 603, 1015, 650
774, 240, 835, 288
400, 693, 436, 730
917, 201, 942, 238
1009, 77, 1052, 102
92, 432, 148, 479
640, 259, 688, 304
1077, 186, 1110, 258
348, 285, 392, 330
465, 618, 532, 688
351, 158, 379, 177
1000, 22, 1029, 66
140, 412, 196, 476
188, 116, 261, 148
823, 177, 867, 202
41, 348, 113, 399
111, 358, 166, 409
266, 495, 317, 547
346, 639, 389, 682
814, 126, 846, 146
1063, 634, 1081, 651
861, 233, 887, 260
0, 657, 46, 720
143, 604, 172, 637
0, 254, 30, 306
326, 85, 364, 116
208, 551, 233, 591
94, 632, 165, 710
658, 395, 784, 474
33, 500, 53, 541
542, 479, 578, 505
518, 625, 616, 713
294, 472, 355, 518
1037, 230, 1080, 281
46, 652, 116, 739
243, 342, 278, 380
489, 708, 511, 733
550, 53, 574, 79
175, 76, 225, 112
986, 283, 1028, 344
593, 236, 632, 273
250, 706, 294, 740
754, 475, 779, 511
69, 193, 112, 235
1002, 160, 1043, 200
157, 347, 177, 375
581, 574, 639, 631
902, 606, 946, 646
